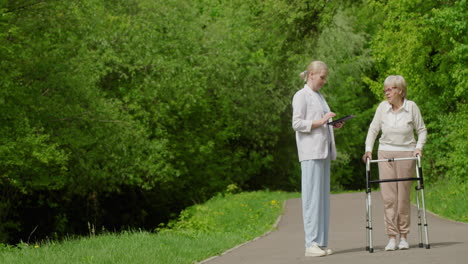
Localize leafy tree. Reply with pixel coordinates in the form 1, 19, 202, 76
361, 0, 467, 184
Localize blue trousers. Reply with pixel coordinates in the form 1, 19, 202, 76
301, 157, 331, 248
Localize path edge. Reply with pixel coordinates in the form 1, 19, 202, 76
195, 199, 288, 264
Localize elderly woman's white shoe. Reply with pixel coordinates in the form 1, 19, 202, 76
398, 238, 410, 250
385, 238, 397, 251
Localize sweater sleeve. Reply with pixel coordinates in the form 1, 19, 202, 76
413, 103, 427, 150
365, 104, 382, 152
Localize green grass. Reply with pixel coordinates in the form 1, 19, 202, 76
422, 180, 467, 223
0, 191, 299, 264
407, 179, 467, 223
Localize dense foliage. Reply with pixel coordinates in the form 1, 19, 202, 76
0, 0, 465, 243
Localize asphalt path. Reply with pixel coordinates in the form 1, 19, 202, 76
201, 192, 468, 264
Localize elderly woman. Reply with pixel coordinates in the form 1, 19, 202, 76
362, 75, 427, 251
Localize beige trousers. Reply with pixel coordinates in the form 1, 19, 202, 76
378, 151, 416, 236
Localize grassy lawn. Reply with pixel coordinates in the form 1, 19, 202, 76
0, 191, 299, 264
406, 178, 467, 223
423, 180, 467, 223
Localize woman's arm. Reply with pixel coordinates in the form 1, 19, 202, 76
413, 103, 427, 156
292, 92, 313, 132
311, 112, 336, 129
363, 104, 383, 162
292, 92, 335, 131
365, 104, 382, 153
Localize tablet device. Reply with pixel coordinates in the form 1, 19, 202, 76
328, 114, 355, 125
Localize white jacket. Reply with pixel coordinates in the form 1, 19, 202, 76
292, 85, 337, 161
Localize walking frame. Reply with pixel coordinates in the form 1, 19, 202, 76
365, 155, 430, 253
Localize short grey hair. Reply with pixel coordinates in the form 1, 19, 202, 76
384, 75, 407, 98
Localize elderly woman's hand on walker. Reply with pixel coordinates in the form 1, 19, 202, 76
362, 151, 372, 163
414, 149, 423, 157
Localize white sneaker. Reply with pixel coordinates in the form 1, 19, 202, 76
305, 242, 326, 257
322, 248, 333, 255
398, 238, 410, 250
385, 238, 397, 251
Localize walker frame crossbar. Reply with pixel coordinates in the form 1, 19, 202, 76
365, 155, 430, 253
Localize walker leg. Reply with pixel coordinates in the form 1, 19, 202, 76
420, 188, 431, 249
367, 192, 374, 253
415, 155, 430, 249
365, 193, 369, 251
415, 187, 424, 248
365, 159, 374, 253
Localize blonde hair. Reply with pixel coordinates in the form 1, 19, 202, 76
299, 61, 328, 82
384, 75, 407, 98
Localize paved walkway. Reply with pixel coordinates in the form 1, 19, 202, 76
203, 192, 468, 264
